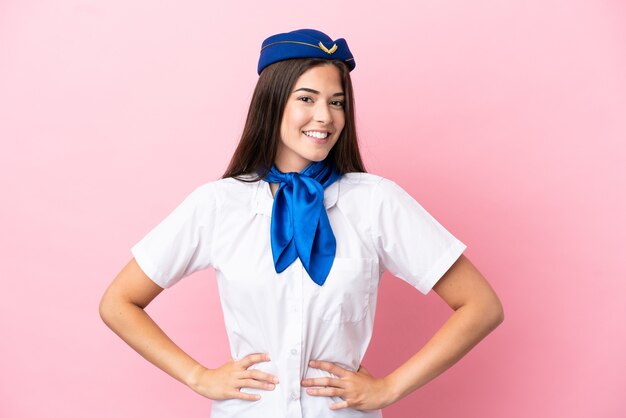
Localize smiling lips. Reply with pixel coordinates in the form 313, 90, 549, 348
302, 130, 330, 139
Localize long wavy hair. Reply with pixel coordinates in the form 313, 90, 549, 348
221, 58, 367, 181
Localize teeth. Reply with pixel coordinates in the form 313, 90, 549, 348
303, 131, 329, 139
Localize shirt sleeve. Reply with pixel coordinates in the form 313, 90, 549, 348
130, 182, 218, 289
370, 178, 467, 294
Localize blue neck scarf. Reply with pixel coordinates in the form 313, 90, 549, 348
262, 159, 341, 286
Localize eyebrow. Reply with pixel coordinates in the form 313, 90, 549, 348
293, 87, 345, 97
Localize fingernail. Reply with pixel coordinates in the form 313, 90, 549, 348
309, 360, 315, 366
273, 377, 279, 384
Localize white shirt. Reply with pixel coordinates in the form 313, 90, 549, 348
131, 172, 467, 418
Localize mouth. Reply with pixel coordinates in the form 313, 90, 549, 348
302, 130, 330, 140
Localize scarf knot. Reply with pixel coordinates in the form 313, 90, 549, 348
261, 159, 341, 286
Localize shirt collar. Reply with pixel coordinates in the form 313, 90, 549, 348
253, 178, 340, 217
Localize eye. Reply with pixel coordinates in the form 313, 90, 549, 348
330, 100, 345, 108
297, 96, 314, 103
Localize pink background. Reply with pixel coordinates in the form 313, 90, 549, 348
1, 1, 625, 417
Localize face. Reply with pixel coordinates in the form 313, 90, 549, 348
275, 64, 345, 173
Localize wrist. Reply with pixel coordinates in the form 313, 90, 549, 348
185, 363, 210, 390
381, 374, 401, 407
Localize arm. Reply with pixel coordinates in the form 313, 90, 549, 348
301, 254, 504, 410
382, 253, 504, 404
99, 258, 279, 400
99, 258, 205, 387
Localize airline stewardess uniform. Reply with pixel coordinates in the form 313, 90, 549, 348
131, 29, 466, 418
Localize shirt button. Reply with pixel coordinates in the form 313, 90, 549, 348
290, 392, 299, 401
290, 349, 298, 355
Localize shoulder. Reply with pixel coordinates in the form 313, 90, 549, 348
187, 174, 261, 213
340, 172, 385, 186
336, 172, 396, 211
338, 172, 384, 195
192, 174, 259, 197
338, 172, 402, 197
338, 173, 421, 217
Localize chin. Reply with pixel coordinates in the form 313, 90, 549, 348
305, 155, 328, 165
307, 149, 333, 161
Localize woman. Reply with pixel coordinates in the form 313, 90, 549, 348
99, 29, 504, 418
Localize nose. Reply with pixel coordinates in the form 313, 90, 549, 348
314, 102, 333, 124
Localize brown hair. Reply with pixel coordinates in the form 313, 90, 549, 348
221, 58, 367, 181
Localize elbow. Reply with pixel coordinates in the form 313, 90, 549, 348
466, 294, 504, 331
487, 297, 505, 328
98, 293, 112, 325
492, 308, 505, 328
98, 289, 119, 327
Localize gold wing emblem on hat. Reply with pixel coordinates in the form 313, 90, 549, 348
318, 42, 338, 54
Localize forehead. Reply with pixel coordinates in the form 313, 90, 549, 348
293, 64, 343, 91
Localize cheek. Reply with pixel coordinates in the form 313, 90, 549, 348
288, 107, 310, 128
280, 110, 295, 137
336, 112, 346, 131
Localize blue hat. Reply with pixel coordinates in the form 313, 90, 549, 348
257, 29, 355, 75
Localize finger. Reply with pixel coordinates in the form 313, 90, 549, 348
239, 353, 270, 369
308, 360, 347, 378
330, 400, 350, 410
305, 386, 343, 397
230, 390, 262, 402
238, 378, 276, 391
245, 369, 280, 384
301, 377, 344, 388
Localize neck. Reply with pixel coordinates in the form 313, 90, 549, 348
274, 161, 313, 173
